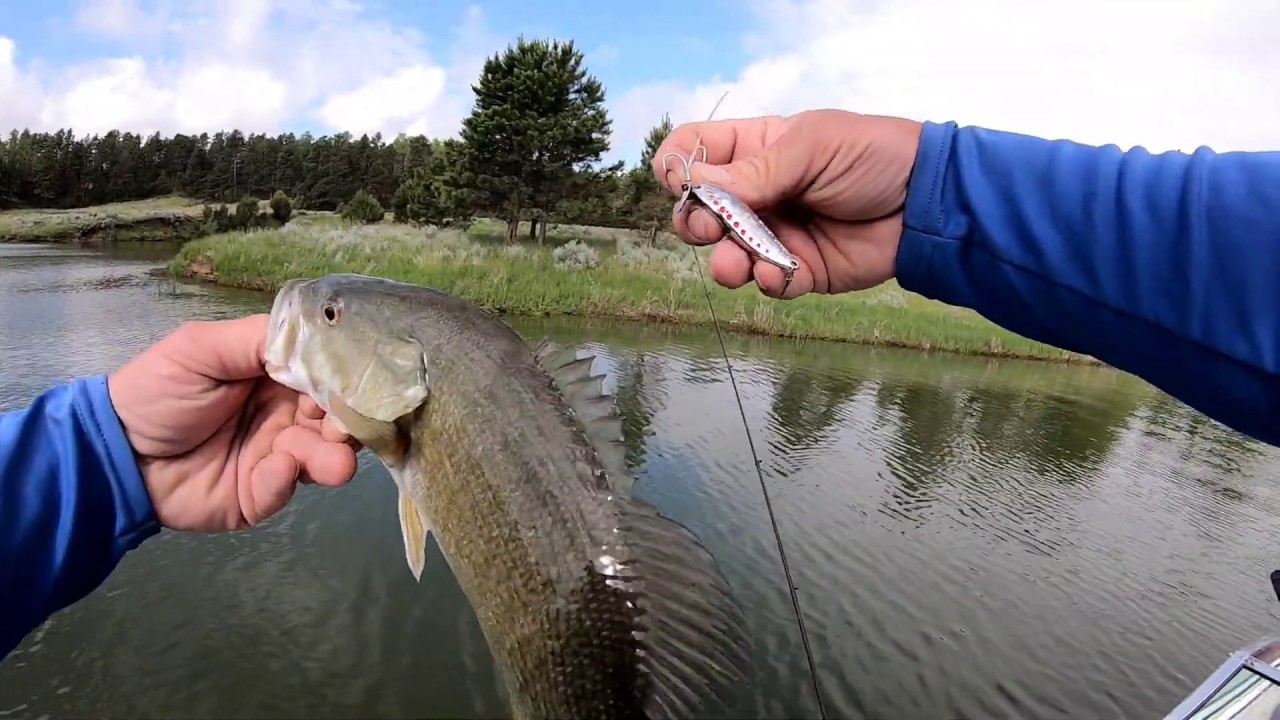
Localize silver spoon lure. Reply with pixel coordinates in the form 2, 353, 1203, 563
661, 93, 800, 295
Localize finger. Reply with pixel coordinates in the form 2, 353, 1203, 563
320, 413, 352, 444
752, 261, 812, 300
655, 119, 765, 169
298, 394, 324, 421
273, 424, 359, 488
294, 395, 326, 432
672, 203, 726, 247
247, 451, 300, 524
707, 242, 753, 289
164, 314, 272, 382
653, 118, 777, 194
319, 412, 364, 453
688, 207, 727, 245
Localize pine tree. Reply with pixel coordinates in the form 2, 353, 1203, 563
458, 36, 612, 243
631, 115, 677, 246
639, 113, 672, 169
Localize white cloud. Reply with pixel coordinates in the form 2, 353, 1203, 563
613, 0, 1280, 164
8, 0, 1280, 171
1, 1, 487, 139
319, 65, 448, 139
0, 37, 47, 135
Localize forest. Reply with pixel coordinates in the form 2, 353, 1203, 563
0, 37, 677, 245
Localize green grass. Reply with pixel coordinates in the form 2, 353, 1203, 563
0, 195, 208, 243
171, 218, 1093, 363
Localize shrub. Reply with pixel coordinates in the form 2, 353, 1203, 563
392, 171, 474, 230
233, 196, 258, 229
552, 240, 598, 271
340, 189, 385, 225
201, 204, 231, 233
269, 190, 293, 223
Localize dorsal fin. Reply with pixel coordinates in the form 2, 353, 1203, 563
528, 339, 633, 497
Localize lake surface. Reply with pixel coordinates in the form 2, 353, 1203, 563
3, 242, 1280, 720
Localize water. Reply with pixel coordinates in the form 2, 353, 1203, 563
2, 242, 1279, 720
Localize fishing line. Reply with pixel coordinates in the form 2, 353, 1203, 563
672, 90, 828, 720
688, 250, 828, 720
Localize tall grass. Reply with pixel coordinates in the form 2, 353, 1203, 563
172, 220, 1092, 363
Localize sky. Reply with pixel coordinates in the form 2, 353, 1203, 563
2, 0, 1280, 168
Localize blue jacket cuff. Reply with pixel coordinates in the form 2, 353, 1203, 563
896, 120, 959, 301
74, 374, 160, 551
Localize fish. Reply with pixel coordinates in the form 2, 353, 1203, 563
262, 272, 752, 720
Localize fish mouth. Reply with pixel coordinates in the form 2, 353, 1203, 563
263, 278, 308, 393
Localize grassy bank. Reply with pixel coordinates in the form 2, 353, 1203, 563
172, 218, 1093, 363
0, 196, 209, 243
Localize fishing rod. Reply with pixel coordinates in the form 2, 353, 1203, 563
665, 92, 829, 720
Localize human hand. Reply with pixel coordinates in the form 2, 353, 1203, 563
652, 109, 923, 299
107, 314, 362, 532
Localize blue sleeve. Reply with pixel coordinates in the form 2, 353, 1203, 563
896, 121, 1280, 447
0, 375, 160, 660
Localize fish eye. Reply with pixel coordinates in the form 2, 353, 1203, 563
322, 300, 343, 326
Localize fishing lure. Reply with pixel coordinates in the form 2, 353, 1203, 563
662, 149, 801, 296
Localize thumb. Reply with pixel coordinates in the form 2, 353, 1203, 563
161, 313, 272, 382
688, 128, 810, 211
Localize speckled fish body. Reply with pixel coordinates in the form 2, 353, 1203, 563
263, 273, 752, 720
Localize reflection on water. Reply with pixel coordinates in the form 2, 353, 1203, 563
2, 244, 1280, 719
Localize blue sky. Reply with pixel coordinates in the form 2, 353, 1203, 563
0, 0, 767, 166
1, 0, 1277, 167
0, 0, 753, 94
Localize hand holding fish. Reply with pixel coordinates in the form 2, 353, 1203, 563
653, 109, 922, 299
106, 314, 362, 532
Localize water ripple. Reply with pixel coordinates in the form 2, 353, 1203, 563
4, 248, 1280, 720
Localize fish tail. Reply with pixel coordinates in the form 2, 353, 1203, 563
614, 497, 753, 720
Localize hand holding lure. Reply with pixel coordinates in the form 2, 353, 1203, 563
661, 93, 801, 296
668, 93, 828, 720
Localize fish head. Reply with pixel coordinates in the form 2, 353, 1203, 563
264, 273, 431, 433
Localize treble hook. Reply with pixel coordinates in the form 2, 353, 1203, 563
660, 151, 692, 186
661, 144, 710, 216
660, 146, 707, 185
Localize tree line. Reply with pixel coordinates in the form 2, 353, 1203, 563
0, 37, 679, 244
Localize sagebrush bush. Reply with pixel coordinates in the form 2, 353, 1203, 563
552, 240, 598, 270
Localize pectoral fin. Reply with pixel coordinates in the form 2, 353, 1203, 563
326, 391, 408, 467
344, 340, 430, 423
397, 490, 432, 581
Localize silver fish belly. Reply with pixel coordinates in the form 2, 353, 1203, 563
687, 182, 799, 278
